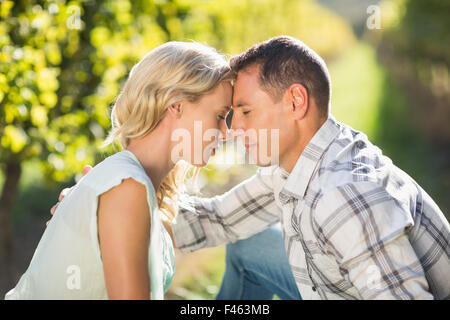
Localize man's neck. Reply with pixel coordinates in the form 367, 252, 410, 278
280, 115, 328, 173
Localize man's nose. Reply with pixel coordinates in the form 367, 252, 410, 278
228, 109, 245, 139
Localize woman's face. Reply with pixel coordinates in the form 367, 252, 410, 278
172, 81, 232, 167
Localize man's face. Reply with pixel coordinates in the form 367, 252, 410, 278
230, 65, 296, 167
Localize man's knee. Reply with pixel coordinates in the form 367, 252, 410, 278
225, 240, 245, 267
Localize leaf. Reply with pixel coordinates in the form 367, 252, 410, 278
0, 0, 14, 19
31, 105, 48, 127
1, 125, 29, 153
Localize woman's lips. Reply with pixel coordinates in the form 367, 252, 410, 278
210, 140, 221, 156
245, 143, 257, 152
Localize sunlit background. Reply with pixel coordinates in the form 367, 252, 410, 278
0, 0, 448, 298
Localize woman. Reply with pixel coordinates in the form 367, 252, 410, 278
5, 41, 232, 299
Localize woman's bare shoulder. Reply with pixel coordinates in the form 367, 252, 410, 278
98, 178, 150, 217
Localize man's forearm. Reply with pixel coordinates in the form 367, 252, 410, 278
172, 168, 281, 252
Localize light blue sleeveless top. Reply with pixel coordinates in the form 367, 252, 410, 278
5, 150, 175, 299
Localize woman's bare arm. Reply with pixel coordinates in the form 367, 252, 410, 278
97, 178, 151, 299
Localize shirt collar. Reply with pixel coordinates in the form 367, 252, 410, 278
280, 114, 341, 200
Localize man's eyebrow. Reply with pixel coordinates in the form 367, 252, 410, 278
234, 103, 248, 108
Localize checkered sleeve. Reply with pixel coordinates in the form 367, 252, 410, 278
314, 182, 434, 299
172, 167, 281, 252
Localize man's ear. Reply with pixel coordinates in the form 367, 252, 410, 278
167, 101, 183, 119
288, 84, 308, 120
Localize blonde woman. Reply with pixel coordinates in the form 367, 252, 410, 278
5, 41, 232, 299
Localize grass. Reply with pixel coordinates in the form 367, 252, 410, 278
166, 246, 226, 300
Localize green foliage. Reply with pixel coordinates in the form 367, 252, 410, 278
330, 42, 383, 139
376, 0, 450, 143
0, 0, 170, 182
382, 0, 450, 67
176, 0, 355, 57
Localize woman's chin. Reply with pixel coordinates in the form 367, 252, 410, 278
191, 155, 211, 168
191, 161, 208, 168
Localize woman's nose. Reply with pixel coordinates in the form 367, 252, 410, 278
219, 119, 228, 140
218, 109, 235, 141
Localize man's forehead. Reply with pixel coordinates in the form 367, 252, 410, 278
232, 68, 261, 106
236, 65, 260, 82
231, 86, 245, 106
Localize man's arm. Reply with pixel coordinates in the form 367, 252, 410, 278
172, 166, 282, 252
314, 182, 433, 299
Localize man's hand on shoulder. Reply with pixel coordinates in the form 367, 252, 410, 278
46, 164, 93, 226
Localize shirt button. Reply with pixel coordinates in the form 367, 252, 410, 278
312, 286, 317, 292
279, 193, 289, 204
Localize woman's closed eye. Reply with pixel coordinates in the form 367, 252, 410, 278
218, 110, 230, 120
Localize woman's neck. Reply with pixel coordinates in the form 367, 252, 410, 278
125, 124, 175, 191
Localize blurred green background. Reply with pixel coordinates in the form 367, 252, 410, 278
0, 0, 448, 298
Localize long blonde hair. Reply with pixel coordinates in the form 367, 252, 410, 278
103, 41, 231, 221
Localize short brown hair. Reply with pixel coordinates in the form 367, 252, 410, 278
230, 36, 331, 116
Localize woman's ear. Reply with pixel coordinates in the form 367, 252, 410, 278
289, 84, 308, 120
167, 102, 183, 119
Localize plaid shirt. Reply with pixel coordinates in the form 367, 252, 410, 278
172, 115, 450, 300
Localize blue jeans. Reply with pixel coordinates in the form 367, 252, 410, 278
216, 224, 302, 300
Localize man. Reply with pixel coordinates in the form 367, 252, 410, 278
53, 36, 449, 299
170, 36, 450, 299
